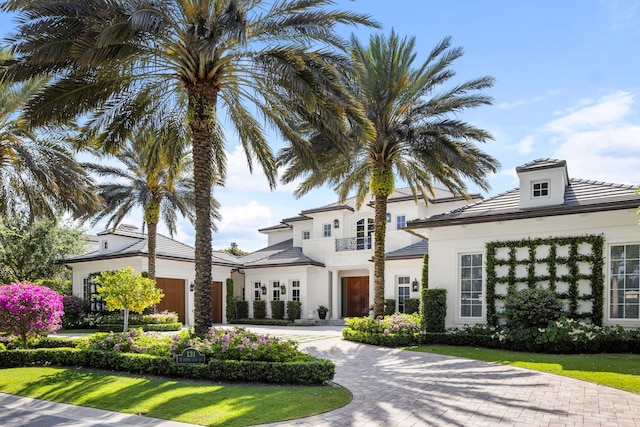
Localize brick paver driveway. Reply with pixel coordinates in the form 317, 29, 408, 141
249, 325, 640, 427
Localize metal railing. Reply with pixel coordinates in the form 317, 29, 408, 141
335, 236, 372, 252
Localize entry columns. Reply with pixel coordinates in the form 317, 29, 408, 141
331, 270, 339, 319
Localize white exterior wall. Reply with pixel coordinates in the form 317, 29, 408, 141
421, 208, 640, 328
244, 266, 314, 319
70, 256, 234, 326
385, 258, 423, 308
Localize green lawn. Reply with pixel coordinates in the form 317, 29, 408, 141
409, 345, 640, 394
0, 367, 351, 426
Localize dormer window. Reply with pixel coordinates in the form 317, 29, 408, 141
532, 181, 549, 198
102, 241, 108, 250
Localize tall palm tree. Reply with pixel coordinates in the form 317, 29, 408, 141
0, 50, 97, 222
3, 0, 376, 336
86, 127, 220, 280
279, 32, 501, 318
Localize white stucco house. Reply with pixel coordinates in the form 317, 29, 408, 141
62, 188, 477, 324
405, 158, 640, 329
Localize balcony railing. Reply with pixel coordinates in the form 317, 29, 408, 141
335, 236, 372, 252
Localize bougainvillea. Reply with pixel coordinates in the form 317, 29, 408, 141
0, 281, 64, 348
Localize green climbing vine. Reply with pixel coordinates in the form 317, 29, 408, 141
485, 234, 605, 326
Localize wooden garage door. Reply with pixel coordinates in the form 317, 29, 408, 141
156, 278, 185, 323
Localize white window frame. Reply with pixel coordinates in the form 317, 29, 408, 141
102, 240, 108, 250
254, 282, 261, 301
397, 276, 411, 313
291, 280, 301, 302
323, 223, 331, 238
396, 215, 406, 230
272, 281, 281, 301
609, 243, 640, 321
532, 180, 550, 198
302, 230, 310, 240
459, 253, 484, 319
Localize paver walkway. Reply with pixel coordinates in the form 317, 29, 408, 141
248, 325, 640, 427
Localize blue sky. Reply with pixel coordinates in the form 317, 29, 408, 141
2, 1, 640, 251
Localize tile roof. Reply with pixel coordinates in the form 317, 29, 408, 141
406, 178, 639, 229
385, 240, 429, 260
515, 158, 567, 173
62, 232, 241, 267
239, 239, 324, 268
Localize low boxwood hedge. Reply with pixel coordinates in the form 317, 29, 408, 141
0, 348, 334, 385
231, 319, 293, 326
97, 323, 183, 332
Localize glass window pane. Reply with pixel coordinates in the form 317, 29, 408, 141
611, 245, 625, 260
627, 245, 640, 259
471, 305, 482, 317
472, 267, 482, 279
471, 254, 482, 266
461, 281, 471, 291
461, 305, 470, 317
461, 269, 471, 280
625, 305, 639, 319
461, 255, 471, 267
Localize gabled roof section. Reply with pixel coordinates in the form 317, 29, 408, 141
62, 232, 241, 267
240, 239, 324, 268
258, 223, 291, 233
300, 204, 354, 215
516, 158, 567, 173
385, 240, 428, 260
406, 178, 639, 229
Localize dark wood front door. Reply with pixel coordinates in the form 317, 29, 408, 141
347, 276, 369, 317
155, 278, 185, 323
212, 281, 223, 324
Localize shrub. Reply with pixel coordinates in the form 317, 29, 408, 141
345, 313, 421, 336
226, 279, 234, 322
235, 301, 249, 319
62, 296, 90, 329
0, 281, 64, 348
34, 278, 72, 296
504, 287, 562, 330
98, 311, 179, 325
253, 300, 266, 319
232, 319, 292, 326
286, 301, 301, 320
0, 348, 334, 384
422, 288, 446, 332
404, 298, 420, 314
270, 301, 284, 319
384, 299, 395, 316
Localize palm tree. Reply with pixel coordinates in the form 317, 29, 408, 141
0, 50, 97, 222
3, 0, 376, 336
279, 32, 501, 318
86, 127, 220, 280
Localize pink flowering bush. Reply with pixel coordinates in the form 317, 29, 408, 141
0, 281, 64, 348
345, 313, 421, 336
77, 327, 306, 362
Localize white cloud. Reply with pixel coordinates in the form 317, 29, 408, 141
224, 144, 301, 193
545, 91, 634, 134
517, 135, 535, 155
497, 90, 560, 110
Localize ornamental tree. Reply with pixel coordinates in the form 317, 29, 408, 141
0, 281, 64, 348
94, 267, 164, 331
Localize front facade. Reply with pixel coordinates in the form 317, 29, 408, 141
63, 188, 477, 324
239, 187, 477, 320
406, 159, 640, 328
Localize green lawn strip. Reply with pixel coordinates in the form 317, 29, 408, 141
0, 367, 351, 426
408, 345, 640, 394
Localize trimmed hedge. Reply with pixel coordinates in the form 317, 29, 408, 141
253, 300, 266, 319
226, 279, 235, 322
270, 301, 284, 319
235, 301, 249, 319
384, 299, 395, 316
287, 301, 302, 320
422, 289, 446, 332
342, 328, 420, 347
231, 319, 293, 326
0, 348, 334, 384
97, 323, 183, 332
404, 298, 420, 315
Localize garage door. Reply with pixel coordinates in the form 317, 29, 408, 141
155, 278, 185, 323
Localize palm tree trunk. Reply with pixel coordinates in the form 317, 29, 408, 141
373, 193, 388, 318
145, 203, 159, 281
186, 83, 217, 338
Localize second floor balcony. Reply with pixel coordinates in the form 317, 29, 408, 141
335, 236, 372, 252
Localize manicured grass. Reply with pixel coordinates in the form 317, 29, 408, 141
57, 329, 98, 334
409, 345, 640, 394
0, 367, 351, 426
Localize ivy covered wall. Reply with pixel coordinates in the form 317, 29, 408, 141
485, 234, 604, 326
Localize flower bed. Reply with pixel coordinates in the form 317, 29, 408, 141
0, 327, 334, 384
